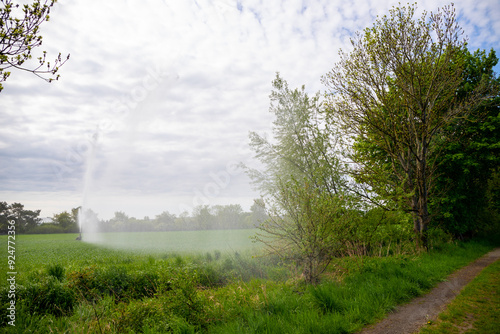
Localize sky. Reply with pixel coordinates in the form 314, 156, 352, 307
1, 0, 499, 220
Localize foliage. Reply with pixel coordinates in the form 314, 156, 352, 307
18, 277, 76, 317
256, 179, 358, 283
46, 263, 65, 281
0, 201, 41, 233
430, 48, 500, 239
66, 265, 159, 302
346, 208, 415, 256
0, 0, 69, 92
26, 223, 65, 234
1, 201, 266, 234
322, 3, 497, 249
246, 74, 354, 283
94, 203, 259, 233
0, 232, 494, 332
245, 73, 344, 197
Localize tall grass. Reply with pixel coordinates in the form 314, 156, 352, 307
0, 232, 495, 333
209, 240, 494, 333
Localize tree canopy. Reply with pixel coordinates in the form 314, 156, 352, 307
0, 0, 69, 92
322, 3, 498, 249
245, 74, 357, 283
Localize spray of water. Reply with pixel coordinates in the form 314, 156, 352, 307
78, 129, 101, 243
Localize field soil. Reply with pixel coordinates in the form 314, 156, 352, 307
358, 247, 500, 334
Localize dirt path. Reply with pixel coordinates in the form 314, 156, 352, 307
358, 248, 500, 334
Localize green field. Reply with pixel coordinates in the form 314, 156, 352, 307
0, 232, 496, 333
82, 229, 260, 253
0, 230, 260, 285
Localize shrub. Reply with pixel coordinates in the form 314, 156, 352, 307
93, 266, 131, 300
160, 268, 215, 330
18, 278, 75, 317
310, 283, 346, 314
116, 298, 164, 333
67, 266, 160, 302
46, 264, 65, 282
129, 271, 159, 299
66, 266, 99, 302
27, 224, 65, 234
197, 263, 230, 287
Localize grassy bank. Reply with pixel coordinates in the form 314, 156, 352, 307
0, 233, 496, 333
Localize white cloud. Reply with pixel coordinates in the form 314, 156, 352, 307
1, 0, 498, 219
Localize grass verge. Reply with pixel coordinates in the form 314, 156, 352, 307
0, 235, 495, 333
419, 259, 500, 334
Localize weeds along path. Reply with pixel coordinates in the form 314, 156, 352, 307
358, 247, 500, 334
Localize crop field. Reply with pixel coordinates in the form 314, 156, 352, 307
84, 229, 261, 253
0, 230, 261, 283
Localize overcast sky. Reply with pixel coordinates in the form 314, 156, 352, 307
1, 0, 499, 220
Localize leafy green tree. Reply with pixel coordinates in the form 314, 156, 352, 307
2, 202, 41, 232
0, 0, 69, 92
245, 73, 345, 196
154, 211, 177, 231
109, 211, 130, 231
249, 199, 268, 227
322, 4, 496, 249
52, 211, 73, 228
430, 49, 500, 238
192, 205, 215, 230
213, 204, 243, 229
0, 201, 11, 233
245, 74, 353, 283
255, 179, 357, 283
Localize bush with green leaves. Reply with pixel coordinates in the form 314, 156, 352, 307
18, 277, 75, 317
46, 263, 65, 282
66, 266, 159, 302
256, 179, 359, 284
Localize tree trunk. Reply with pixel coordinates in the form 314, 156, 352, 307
412, 194, 430, 251
412, 145, 430, 251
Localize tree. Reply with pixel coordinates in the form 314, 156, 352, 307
213, 204, 243, 229
249, 199, 268, 227
322, 4, 496, 249
245, 73, 344, 197
109, 211, 129, 231
430, 49, 500, 238
52, 210, 78, 231
192, 205, 215, 230
1, 202, 41, 232
0, 0, 69, 92
255, 179, 356, 283
0, 201, 11, 233
154, 211, 177, 231
245, 74, 353, 283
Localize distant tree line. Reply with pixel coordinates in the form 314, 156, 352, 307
0, 201, 268, 234
89, 202, 267, 233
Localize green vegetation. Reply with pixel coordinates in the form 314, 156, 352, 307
2, 2, 499, 333
0, 0, 70, 92
241, 3, 499, 285
322, 3, 498, 249
419, 260, 500, 334
0, 233, 495, 333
